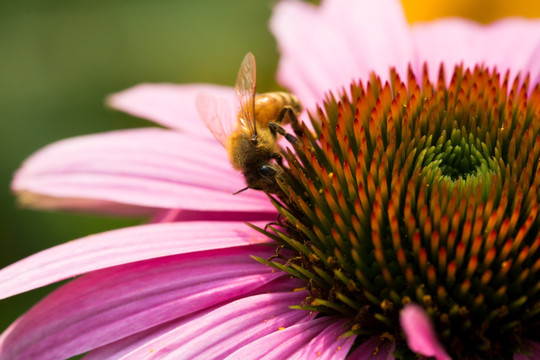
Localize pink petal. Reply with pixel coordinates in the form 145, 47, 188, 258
12, 127, 272, 214
86, 290, 309, 359
0, 220, 271, 300
288, 319, 355, 360
348, 336, 395, 360
412, 18, 540, 87
107, 83, 235, 134
271, 0, 413, 111
150, 208, 278, 223
0, 246, 287, 360
525, 44, 540, 89
400, 304, 451, 360
514, 340, 540, 360
224, 316, 349, 359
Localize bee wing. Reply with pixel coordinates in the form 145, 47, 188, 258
235, 52, 257, 137
196, 92, 235, 147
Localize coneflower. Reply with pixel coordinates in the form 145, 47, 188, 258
263, 64, 540, 359
2, 0, 540, 359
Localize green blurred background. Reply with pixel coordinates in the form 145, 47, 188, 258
1, 0, 539, 335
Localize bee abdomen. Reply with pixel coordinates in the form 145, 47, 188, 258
254, 92, 302, 123
265, 92, 301, 112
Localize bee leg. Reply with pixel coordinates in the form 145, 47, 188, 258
270, 152, 283, 165
275, 107, 304, 138
268, 121, 299, 147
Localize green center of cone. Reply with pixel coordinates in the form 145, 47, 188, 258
429, 131, 492, 180
255, 64, 540, 359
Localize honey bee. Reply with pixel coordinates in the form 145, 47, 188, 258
196, 52, 302, 194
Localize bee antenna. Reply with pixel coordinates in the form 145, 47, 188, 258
232, 187, 250, 195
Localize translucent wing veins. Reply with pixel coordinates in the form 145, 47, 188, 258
235, 52, 257, 137
195, 92, 234, 147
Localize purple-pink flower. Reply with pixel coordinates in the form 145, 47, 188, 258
3, 0, 540, 359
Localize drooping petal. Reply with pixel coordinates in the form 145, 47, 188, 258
347, 336, 395, 360
12, 128, 272, 215
271, 0, 413, 111
0, 221, 271, 300
85, 290, 309, 359
400, 304, 451, 360
0, 246, 287, 360
224, 316, 351, 360
514, 340, 540, 360
412, 18, 540, 86
107, 83, 235, 134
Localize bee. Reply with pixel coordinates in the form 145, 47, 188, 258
196, 52, 302, 194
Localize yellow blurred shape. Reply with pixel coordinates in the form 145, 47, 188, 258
402, 0, 540, 23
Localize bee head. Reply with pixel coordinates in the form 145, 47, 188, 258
256, 164, 284, 193
258, 164, 276, 177
241, 163, 283, 194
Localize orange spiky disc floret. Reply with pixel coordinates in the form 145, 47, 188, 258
257, 64, 540, 359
